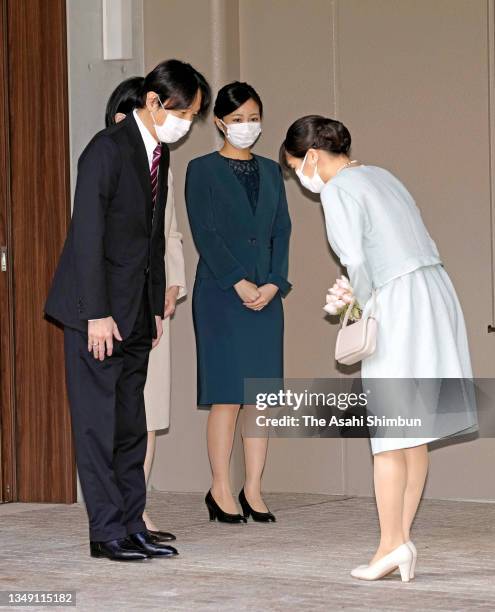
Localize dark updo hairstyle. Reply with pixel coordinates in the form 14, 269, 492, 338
105, 76, 145, 127
280, 115, 351, 169
140, 58, 211, 118
213, 81, 263, 136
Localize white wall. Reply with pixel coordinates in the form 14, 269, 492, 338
66, 0, 144, 200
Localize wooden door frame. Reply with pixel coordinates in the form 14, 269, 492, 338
0, 0, 16, 503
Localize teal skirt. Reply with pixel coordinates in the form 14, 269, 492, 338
192, 277, 284, 406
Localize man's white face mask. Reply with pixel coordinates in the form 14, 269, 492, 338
151, 98, 192, 143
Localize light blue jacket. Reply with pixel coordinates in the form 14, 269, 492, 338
321, 165, 442, 307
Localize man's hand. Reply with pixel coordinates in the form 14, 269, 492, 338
243, 283, 279, 311
234, 279, 260, 303
152, 315, 163, 349
164, 286, 180, 318
88, 317, 122, 361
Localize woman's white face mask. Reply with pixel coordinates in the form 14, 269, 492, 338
296, 151, 326, 193
220, 119, 262, 149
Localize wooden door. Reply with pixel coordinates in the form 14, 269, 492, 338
0, 0, 76, 503
0, 0, 15, 503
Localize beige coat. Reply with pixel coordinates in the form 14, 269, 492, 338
144, 168, 187, 431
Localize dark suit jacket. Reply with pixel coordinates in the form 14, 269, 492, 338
44, 113, 169, 339
185, 152, 292, 295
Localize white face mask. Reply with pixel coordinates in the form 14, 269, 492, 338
151, 98, 192, 143
296, 151, 326, 193
220, 119, 262, 149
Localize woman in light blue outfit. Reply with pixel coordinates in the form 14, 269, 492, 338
281, 115, 476, 582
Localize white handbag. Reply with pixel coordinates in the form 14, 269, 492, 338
335, 291, 377, 366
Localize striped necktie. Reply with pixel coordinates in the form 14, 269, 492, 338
150, 143, 162, 208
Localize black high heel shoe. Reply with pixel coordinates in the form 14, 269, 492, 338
238, 488, 276, 522
205, 490, 247, 523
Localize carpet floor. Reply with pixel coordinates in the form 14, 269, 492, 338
0, 492, 494, 611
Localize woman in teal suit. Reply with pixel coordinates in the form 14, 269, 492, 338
185, 82, 291, 524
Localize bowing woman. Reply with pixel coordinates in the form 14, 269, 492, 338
185, 82, 292, 523
281, 115, 476, 582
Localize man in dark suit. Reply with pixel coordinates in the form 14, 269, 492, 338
45, 59, 210, 561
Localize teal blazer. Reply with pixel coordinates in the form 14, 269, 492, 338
185, 151, 292, 296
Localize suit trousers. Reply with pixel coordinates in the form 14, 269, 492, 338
64, 281, 153, 542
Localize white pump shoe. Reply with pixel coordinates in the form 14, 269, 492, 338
405, 540, 417, 579
350, 543, 414, 582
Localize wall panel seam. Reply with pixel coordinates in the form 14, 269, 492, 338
331, 0, 347, 495
487, 0, 495, 327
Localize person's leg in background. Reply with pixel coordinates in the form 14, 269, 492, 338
143, 431, 156, 529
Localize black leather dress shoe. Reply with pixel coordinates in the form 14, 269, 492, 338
147, 529, 176, 542
129, 530, 179, 557
90, 537, 150, 561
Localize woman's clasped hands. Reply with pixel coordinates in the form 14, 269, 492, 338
234, 279, 278, 311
